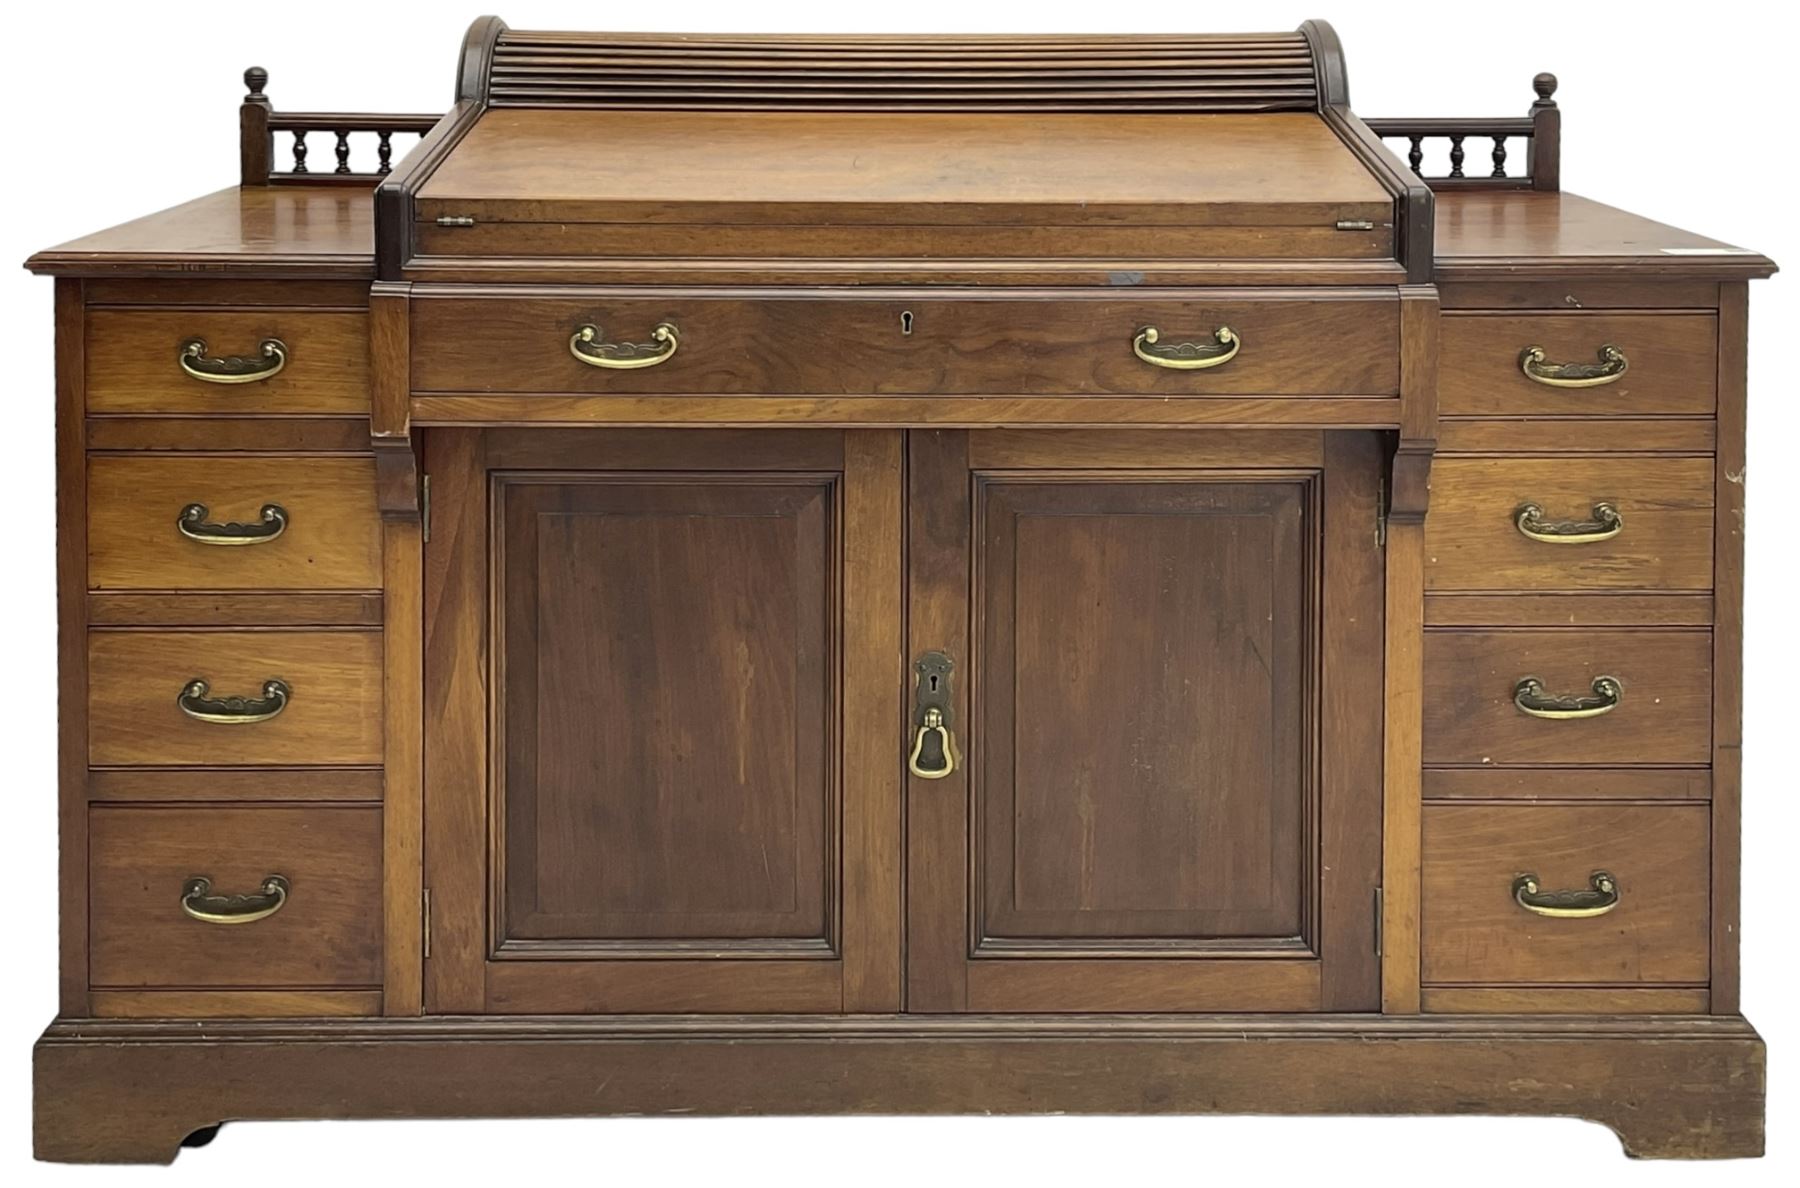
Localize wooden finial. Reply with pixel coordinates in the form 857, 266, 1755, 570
1532, 72, 1558, 108
244, 67, 270, 103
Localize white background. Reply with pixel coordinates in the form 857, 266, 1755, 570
1, 1, 1793, 1184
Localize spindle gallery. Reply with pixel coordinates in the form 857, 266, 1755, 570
26, 16, 1771, 1163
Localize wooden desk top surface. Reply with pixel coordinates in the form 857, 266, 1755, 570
416, 110, 1389, 227
23, 185, 1774, 280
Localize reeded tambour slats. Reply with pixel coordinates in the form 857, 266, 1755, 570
485, 31, 1323, 112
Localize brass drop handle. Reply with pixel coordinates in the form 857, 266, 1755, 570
181, 875, 290, 925
908, 650, 959, 780
177, 503, 289, 546
1514, 502, 1623, 544
570, 322, 679, 369
1132, 325, 1240, 370
1518, 344, 1628, 388
178, 337, 288, 385
1512, 871, 1620, 919
178, 678, 291, 725
1513, 675, 1622, 720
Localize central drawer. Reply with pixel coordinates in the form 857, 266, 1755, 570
409, 291, 1400, 396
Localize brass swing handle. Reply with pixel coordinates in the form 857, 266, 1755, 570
570, 322, 679, 369
909, 706, 960, 780
1518, 344, 1628, 388
181, 875, 290, 925
908, 650, 959, 779
1513, 675, 1622, 720
1514, 501, 1623, 544
178, 337, 288, 385
1512, 871, 1620, 919
177, 503, 289, 546
178, 678, 291, 725
1132, 325, 1240, 370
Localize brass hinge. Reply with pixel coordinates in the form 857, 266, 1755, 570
1335, 219, 1376, 231
434, 215, 475, 228
421, 474, 432, 544
422, 887, 432, 960
1373, 887, 1384, 956
1375, 470, 1389, 547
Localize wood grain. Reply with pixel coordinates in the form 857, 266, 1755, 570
1440, 313, 1717, 417
1421, 987, 1708, 1014
88, 455, 381, 591
1436, 417, 1714, 454
86, 768, 383, 803
1422, 628, 1712, 766
1425, 593, 1711, 628
86, 310, 370, 415
87, 592, 383, 628
1712, 282, 1748, 1014
411, 292, 1400, 396
382, 519, 424, 1016
1422, 767, 1710, 802
88, 990, 383, 1018
1425, 456, 1713, 591
88, 629, 383, 766
1420, 803, 1710, 985
54, 279, 89, 1015
88, 804, 383, 988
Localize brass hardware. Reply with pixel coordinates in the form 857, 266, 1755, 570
908, 651, 959, 779
1132, 325, 1240, 370
1514, 501, 1623, 544
181, 875, 290, 925
570, 322, 679, 369
177, 678, 291, 724
1518, 344, 1629, 388
1512, 871, 1620, 919
1335, 219, 1376, 231
1513, 675, 1622, 720
177, 503, 289, 546
178, 337, 288, 385
435, 214, 475, 227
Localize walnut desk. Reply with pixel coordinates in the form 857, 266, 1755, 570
26, 18, 1775, 1163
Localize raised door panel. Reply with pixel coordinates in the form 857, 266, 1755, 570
978, 480, 1306, 949
496, 477, 831, 951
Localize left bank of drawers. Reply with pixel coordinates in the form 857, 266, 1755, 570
80, 284, 382, 1018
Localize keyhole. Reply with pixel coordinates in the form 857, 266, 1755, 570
928, 673, 939, 692
900, 310, 914, 336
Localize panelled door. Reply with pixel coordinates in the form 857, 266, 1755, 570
905, 430, 1384, 1012
423, 428, 903, 1013
423, 426, 1383, 1014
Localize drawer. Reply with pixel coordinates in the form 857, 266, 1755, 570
89, 805, 382, 988
1426, 456, 1714, 591
1421, 803, 1709, 985
410, 293, 1400, 396
1422, 629, 1711, 765
86, 309, 369, 414
89, 455, 380, 591
1441, 313, 1716, 416
88, 629, 383, 766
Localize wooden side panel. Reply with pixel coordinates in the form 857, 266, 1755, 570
1712, 282, 1748, 1014
55, 279, 88, 1016
383, 519, 424, 1015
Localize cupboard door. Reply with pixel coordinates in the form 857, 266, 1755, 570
906, 430, 1384, 1012
424, 429, 902, 1013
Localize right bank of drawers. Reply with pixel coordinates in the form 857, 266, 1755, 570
1421, 303, 1718, 1015
81, 288, 383, 1018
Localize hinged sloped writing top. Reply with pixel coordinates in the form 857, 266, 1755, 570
388, 20, 1423, 281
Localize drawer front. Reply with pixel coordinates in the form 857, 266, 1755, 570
410, 294, 1400, 396
89, 455, 381, 591
86, 310, 370, 414
89, 629, 383, 766
89, 805, 382, 988
1441, 313, 1716, 416
1421, 803, 1709, 985
1422, 629, 1711, 765
1426, 456, 1714, 591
